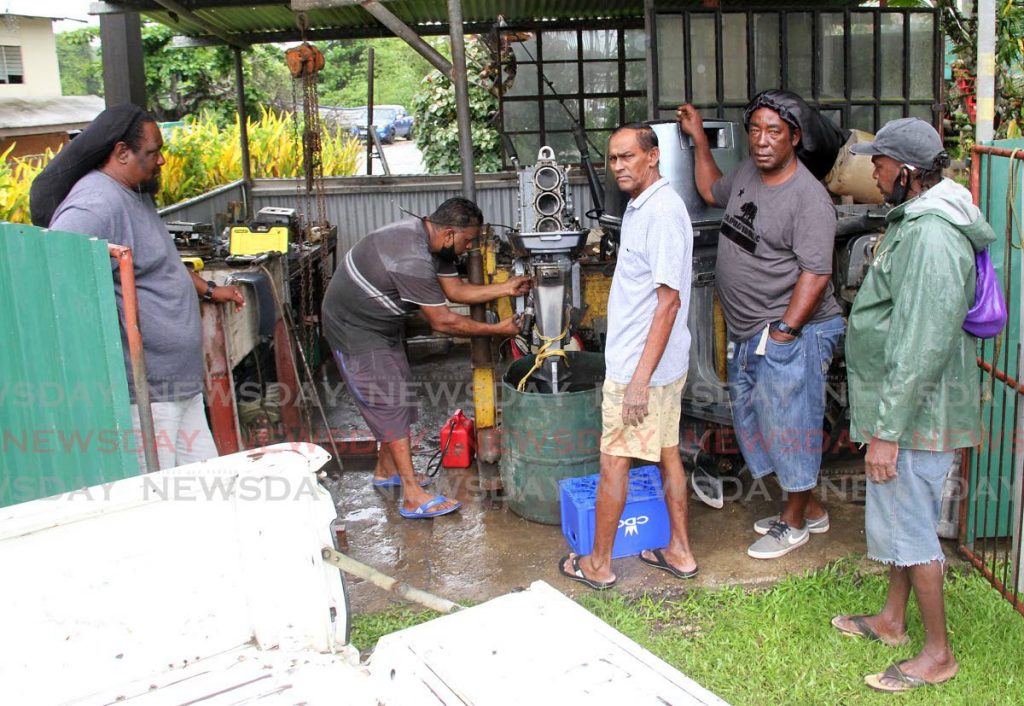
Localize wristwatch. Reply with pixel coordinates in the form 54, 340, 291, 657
770, 320, 802, 337
202, 280, 217, 302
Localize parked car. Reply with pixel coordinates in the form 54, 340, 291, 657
375, 104, 415, 139
320, 106, 365, 132
350, 107, 398, 144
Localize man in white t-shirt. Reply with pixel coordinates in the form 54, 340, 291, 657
559, 123, 698, 589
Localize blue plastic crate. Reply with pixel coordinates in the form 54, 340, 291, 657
559, 465, 670, 559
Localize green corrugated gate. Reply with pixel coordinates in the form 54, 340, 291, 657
968, 140, 1024, 543
0, 223, 138, 508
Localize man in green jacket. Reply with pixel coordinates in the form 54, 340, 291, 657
835, 118, 994, 692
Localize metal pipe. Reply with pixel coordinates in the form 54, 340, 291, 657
358, 0, 453, 76
108, 245, 159, 473
322, 547, 462, 613
971, 148, 981, 205
958, 542, 1024, 617
971, 144, 1024, 212
977, 357, 1024, 395
976, 0, 996, 144
466, 249, 490, 367
643, 0, 657, 119
366, 47, 374, 176
447, 0, 475, 201
233, 47, 252, 219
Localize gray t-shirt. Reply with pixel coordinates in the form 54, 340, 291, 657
711, 159, 841, 341
605, 178, 693, 386
322, 217, 456, 355
49, 170, 203, 403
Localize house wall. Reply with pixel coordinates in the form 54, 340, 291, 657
0, 130, 66, 159
0, 15, 61, 97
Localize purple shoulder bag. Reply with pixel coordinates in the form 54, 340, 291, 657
963, 248, 1007, 339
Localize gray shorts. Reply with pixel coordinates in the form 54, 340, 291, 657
333, 348, 418, 443
865, 448, 954, 566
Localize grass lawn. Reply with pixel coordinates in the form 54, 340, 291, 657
351, 557, 1024, 705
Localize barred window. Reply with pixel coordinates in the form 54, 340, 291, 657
653, 8, 940, 132
0, 46, 24, 85
499, 24, 645, 167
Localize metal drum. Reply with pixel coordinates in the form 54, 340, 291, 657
499, 352, 605, 524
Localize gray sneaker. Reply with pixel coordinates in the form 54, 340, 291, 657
753, 512, 830, 536
747, 520, 809, 559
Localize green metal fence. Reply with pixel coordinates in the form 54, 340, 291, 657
963, 141, 1024, 616
0, 223, 138, 508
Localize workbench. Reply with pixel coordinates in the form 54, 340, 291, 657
195, 241, 336, 455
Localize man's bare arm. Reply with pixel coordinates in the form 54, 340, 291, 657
438, 275, 530, 304
677, 104, 724, 206
622, 285, 682, 426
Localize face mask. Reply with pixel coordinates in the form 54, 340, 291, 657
887, 166, 914, 206
438, 237, 459, 264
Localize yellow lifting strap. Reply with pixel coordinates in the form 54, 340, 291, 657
516, 323, 571, 392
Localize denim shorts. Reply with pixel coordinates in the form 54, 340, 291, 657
727, 316, 844, 492
866, 449, 953, 566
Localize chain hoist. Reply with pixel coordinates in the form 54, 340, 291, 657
285, 13, 332, 358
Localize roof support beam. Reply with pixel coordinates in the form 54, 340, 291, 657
233, 46, 253, 216
446, 0, 474, 200
355, 1, 453, 76
100, 10, 147, 109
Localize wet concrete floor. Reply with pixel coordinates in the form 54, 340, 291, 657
319, 343, 883, 613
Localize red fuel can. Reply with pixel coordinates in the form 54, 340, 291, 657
440, 409, 475, 468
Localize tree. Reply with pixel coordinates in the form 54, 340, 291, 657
56, 27, 102, 97
56, 23, 292, 124
317, 37, 439, 108
141, 23, 291, 123
888, 0, 1024, 148
410, 36, 502, 174
937, 0, 1024, 146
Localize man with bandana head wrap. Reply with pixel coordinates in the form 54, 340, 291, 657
320, 197, 529, 519
678, 91, 845, 560
32, 104, 246, 473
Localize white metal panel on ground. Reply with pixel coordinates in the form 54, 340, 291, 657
0, 443, 348, 706
65, 644, 376, 706
368, 580, 730, 706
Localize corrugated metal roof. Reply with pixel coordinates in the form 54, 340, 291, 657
0, 1, 70, 20
0, 96, 105, 137
108, 1, 864, 43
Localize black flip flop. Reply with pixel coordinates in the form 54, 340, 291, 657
864, 662, 956, 692
638, 548, 699, 579
558, 554, 617, 591
831, 614, 910, 647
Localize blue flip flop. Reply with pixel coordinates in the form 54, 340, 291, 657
398, 495, 462, 519
372, 474, 434, 488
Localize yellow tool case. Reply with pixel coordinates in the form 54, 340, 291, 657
229, 224, 289, 256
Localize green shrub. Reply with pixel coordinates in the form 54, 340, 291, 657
1, 109, 362, 224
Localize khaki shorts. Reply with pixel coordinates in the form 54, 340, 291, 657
600, 376, 686, 462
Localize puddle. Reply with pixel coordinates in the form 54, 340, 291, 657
344, 507, 386, 523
